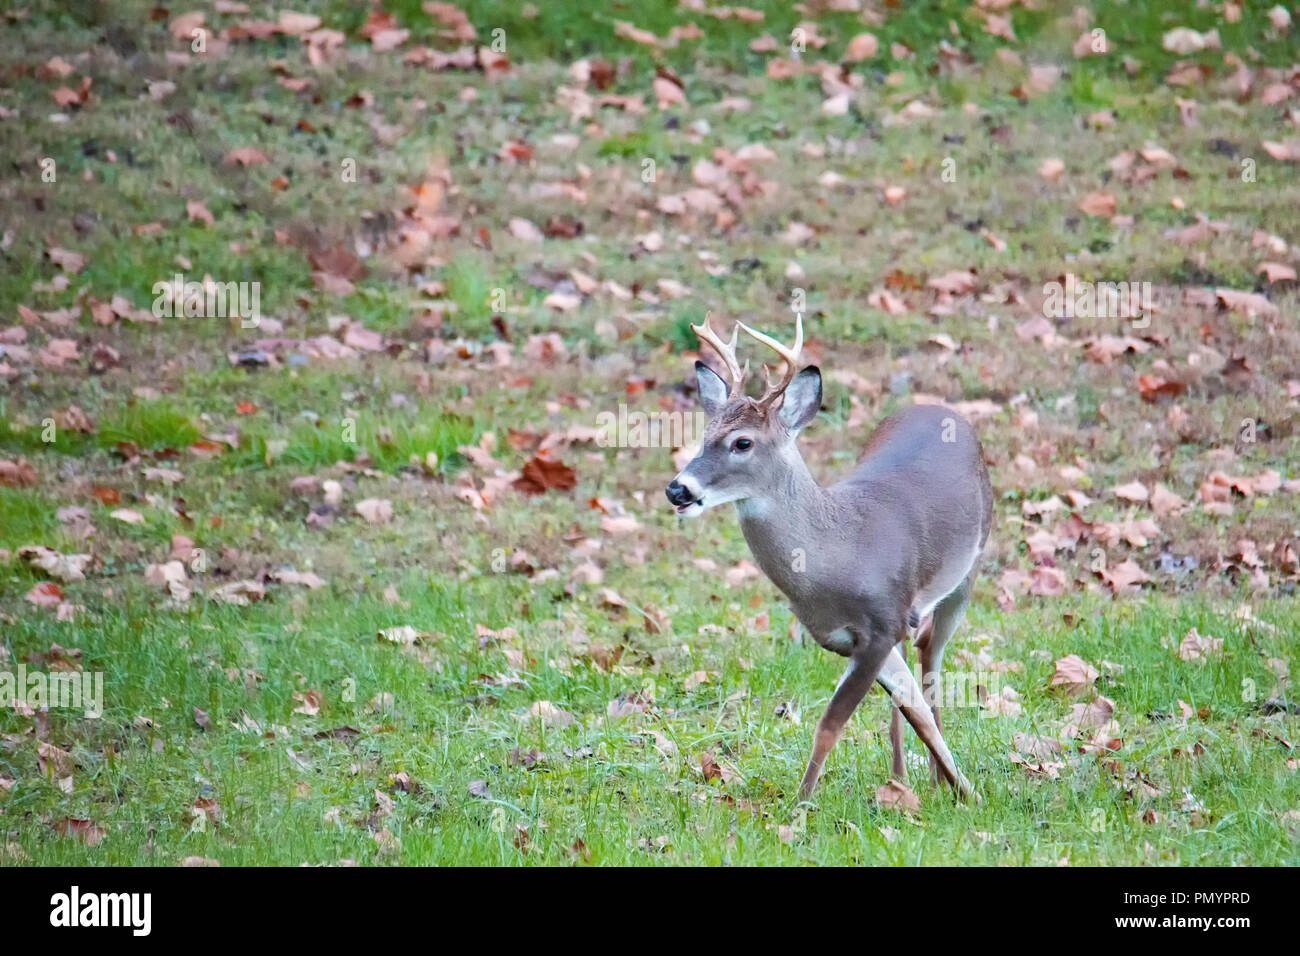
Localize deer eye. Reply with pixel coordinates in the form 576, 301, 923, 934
731, 438, 753, 452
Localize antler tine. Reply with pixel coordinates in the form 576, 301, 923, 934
690, 313, 747, 390
736, 313, 804, 407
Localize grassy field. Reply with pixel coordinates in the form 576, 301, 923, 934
1, 0, 1298, 865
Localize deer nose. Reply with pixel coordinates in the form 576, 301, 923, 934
665, 480, 695, 507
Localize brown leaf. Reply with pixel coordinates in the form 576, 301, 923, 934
208, 579, 266, 606
1050, 654, 1099, 696
1215, 288, 1278, 318
18, 546, 90, 582
927, 270, 978, 295
26, 581, 64, 607
0, 458, 38, 487
513, 456, 576, 495
1258, 262, 1297, 283
1029, 566, 1068, 597
507, 217, 544, 242
700, 751, 722, 782
1039, 157, 1065, 181
223, 147, 270, 167
38, 338, 80, 368
525, 700, 574, 728
308, 245, 366, 281
653, 74, 686, 110
1150, 483, 1188, 516
169, 11, 206, 39
542, 215, 583, 239
1137, 375, 1187, 402
292, 689, 323, 715
1112, 480, 1149, 503
1102, 559, 1150, 595
1078, 192, 1118, 217
1261, 139, 1300, 162
46, 247, 86, 272
844, 33, 879, 61
53, 817, 105, 846
38, 742, 75, 776
354, 498, 394, 524
1068, 696, 1115, 733
186, 200, 214, 226
876, 779, 921, 813
1178, 627, 1223, 662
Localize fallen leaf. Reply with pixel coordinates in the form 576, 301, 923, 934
513, 456, 576, 495
1102, 560, 1150, 595
223, 147, 270, 166
355, 498, 394, 524
1178, 627, 1224, 662
1050, 654, 1099, 696
53, 817, 105, 846
1078, 192, 1118, 217
1112, 481, 1149, 503
18, 546, 91, 582
0, 458, 38, 488
508, 218, 544, 242
876, 780, 921, 813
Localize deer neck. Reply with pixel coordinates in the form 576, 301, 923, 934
735, 445, 832, 592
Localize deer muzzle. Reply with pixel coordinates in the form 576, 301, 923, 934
665, 476, 704, 516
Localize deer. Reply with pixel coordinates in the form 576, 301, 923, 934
665, 314, 993, 801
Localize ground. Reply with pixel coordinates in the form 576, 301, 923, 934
0, 0, 1298, 865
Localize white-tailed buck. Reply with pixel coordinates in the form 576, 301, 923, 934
666, 315, 993, 800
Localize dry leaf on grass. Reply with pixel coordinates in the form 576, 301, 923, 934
1078, 192, 1117, 217
1178, 627, 1223, 662
513, 456, 576, 495
876, 779, 921, 813
18, 546, 90, 582
1050, 654, 1099, 696
52, 817, 105, 846
355, 498, 394, 524
524, 700, 575, 728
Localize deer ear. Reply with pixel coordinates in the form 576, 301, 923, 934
778, 365, 821, 433
695, 360, 729, 417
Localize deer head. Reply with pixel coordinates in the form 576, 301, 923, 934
666, 314, 821, 517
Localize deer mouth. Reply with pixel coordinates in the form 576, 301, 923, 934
674, 498, 704, 517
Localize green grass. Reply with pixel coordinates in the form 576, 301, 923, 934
236, 408, 477, 473
1, 0, 1298, 866
3, 578, 1297, 865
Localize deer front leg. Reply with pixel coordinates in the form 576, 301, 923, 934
799, 638, 895, 799
876, 646, 977, 801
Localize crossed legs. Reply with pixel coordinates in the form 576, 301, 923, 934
798, 639, 887, 799
888, 571, 976, 784
802, 575, 979, 802
799, 636, 975, 801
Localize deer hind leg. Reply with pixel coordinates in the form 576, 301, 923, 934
889, 641, 909, 782
799, 638, 895, 800
916, 573, 974, 784
876, 645, 976, 802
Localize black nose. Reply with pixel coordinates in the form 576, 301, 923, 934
665, 480, 694, 506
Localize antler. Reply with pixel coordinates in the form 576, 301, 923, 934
737, 313, 804, 410
691, 312, 747, 391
